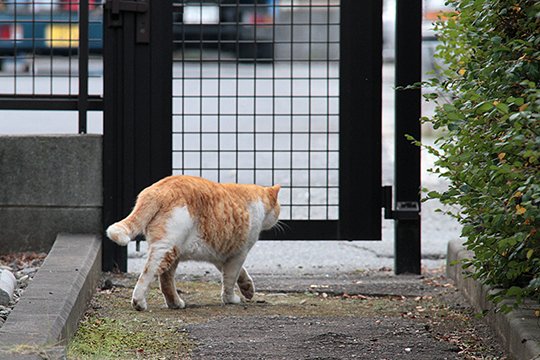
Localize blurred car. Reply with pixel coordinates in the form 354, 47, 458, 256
0, 0, 103, 57
172, 0, 275, 61
0, 0, 274, 67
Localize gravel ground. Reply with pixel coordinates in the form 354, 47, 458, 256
0, 252, 47, 328
69, 270, 507, 359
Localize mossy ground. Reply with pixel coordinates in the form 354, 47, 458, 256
68, 274, 504, 359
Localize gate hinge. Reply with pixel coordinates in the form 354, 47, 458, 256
382, 185, 420, 221
105, 0, 150, 43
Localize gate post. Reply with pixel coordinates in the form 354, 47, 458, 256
102, 0, 173, 271
339, 0, 382, 240
394, 0, 422, 274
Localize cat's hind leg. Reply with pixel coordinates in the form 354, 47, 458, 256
237, 267, 255, 300
159, 257, 185, 309
132, 241, 179, 311
220, 253, 248, 304
213, 264, 254, 301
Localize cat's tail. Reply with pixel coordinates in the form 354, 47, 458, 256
106, 189, 160, 246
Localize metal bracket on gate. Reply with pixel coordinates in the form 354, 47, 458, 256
105, 0, 150, 43
382, 185, 420, 221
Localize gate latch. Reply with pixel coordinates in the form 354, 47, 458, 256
382, 185, 420, 221
105, 0, 150, 43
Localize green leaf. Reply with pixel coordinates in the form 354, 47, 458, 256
427, 191, 441, 199
495, 102, 509, 114
475, 102, 494, 114
447, 112, 461, 121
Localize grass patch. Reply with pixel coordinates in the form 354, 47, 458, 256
68, 315, 193, 360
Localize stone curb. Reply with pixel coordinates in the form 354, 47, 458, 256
447, 239, 540, 360
0, 233, 102, 360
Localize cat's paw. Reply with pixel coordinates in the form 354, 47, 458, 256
131, 297, 147, 311
166, 297, 186, 309
222, 293, 242, 305
238, 279, 255, 300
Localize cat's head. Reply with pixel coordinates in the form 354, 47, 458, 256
262, 184, 281, 230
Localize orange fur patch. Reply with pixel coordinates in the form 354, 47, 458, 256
120, 175, 280, 257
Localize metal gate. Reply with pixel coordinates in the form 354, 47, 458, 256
103, 0, 384, 272
0, 0, 421, 273
171, 0, 382, 241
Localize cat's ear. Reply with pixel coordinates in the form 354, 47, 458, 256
268, 184, 281, 199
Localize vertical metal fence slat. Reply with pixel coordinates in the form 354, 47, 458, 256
235, 0, 240, 184
307, 0, 312, 219
78, 0, 89, 133
217, 0, 222, 182
13, 0, 18, 94
325, 0, 331, 220
31, 0, 36, 95
271, 0, 276, 188
253, 1, 257, 186
394, 0, 422, 274
288, 0, 294, 218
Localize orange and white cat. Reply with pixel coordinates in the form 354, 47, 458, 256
106, 175, 281, 311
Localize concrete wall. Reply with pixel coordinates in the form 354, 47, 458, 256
0, 135, 102, 253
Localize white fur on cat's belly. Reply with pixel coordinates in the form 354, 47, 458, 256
106, 223, 131, 246
165, 206, 223, 264
162, 202, 267, 265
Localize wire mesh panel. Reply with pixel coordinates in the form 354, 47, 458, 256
172, 0, 340, 222
0, 0, 103, 133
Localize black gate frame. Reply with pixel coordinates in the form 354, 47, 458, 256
102, 0, 173, 271
102, 0, 421, 274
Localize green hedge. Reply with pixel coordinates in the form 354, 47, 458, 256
423, 0, 540, 310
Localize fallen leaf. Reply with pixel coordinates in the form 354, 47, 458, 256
519, 103, 529, 111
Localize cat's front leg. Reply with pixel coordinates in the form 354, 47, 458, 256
132, 280, 148, 311
220, 254, 247, 304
